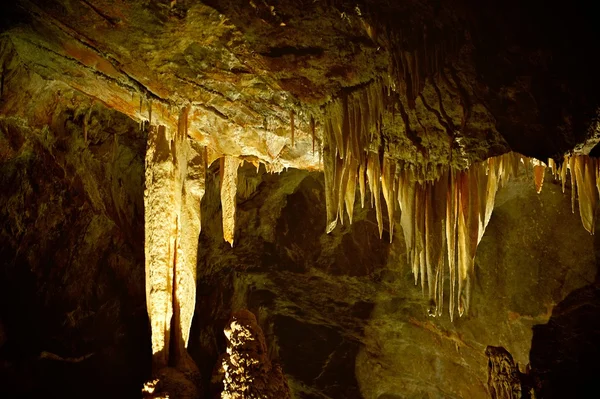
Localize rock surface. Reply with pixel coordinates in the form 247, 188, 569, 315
217, 310, 291, 399
0, 92, 150, 397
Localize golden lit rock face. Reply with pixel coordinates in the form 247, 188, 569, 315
144, 113, 205, 372
219, 310, 291, 399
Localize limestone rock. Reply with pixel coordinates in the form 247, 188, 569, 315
219, 310, 291, 399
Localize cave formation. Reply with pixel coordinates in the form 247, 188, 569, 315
1, 0, 600, 398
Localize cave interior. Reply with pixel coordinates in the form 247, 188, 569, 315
1, 0, 600, 398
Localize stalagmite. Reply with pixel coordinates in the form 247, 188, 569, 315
144, 107, 206, 374
221, 155, 240, 246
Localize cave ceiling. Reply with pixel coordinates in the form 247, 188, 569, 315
2, 0, 599, 172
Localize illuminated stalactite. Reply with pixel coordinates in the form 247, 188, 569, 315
220, 156, 240, 247
553, 154, 600, 235
144, 106, 205, 373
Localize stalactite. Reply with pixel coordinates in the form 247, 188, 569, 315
533, 163, 546, 194
323, 127, 338, 234
367, 152, 383, 238
569, 155, 577, 213
337, 154, 350, 224
381, 157, 396, 242
445, 170, 458, 321
220, 155, 240, 246
345, 158, 359, 224
548, 158, 556, 178
359, 161, 366, 209
320, 80, 600, 316
560, 156, 568, 193
393, 153, 521, 318
573, 156, 598, 234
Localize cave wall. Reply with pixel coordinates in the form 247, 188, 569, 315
0, 92, 150, 397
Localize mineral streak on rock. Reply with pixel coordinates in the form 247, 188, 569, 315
144, 111, 206, 372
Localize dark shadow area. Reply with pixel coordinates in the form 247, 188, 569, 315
529, 284, 600, 398
0, 108, 151, 398
528, 223, 600, 398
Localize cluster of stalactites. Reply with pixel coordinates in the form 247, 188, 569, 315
396, 152, 520, 320
538, 154, 600, 235
324, 131, 522, 319
322, 79, 388, 233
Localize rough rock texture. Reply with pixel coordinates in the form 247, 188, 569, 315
216, 310, 291, 399
0, 93, 150, 397
485, 346, 524, 399
1, 0, 599, 171
191, 164, 597, 398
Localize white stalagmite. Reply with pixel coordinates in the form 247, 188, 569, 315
221, 155, 241, 246
144, 106, 205, 373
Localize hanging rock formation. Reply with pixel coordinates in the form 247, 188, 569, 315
220, 156, 241, 247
